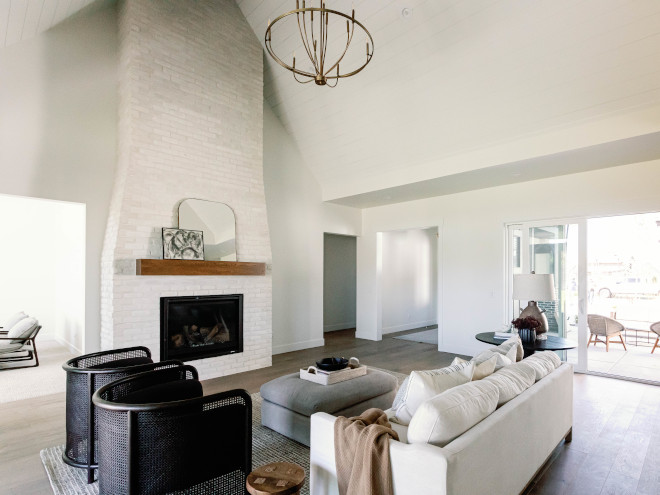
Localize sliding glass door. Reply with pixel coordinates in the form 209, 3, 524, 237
507, 220, 586, 370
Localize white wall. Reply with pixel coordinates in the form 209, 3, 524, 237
323, 234, 357, 332
0, 194, 85, 352
0, 5, 117, 352
263, 104, 362, 354
357, 160, 660, 356
380, 228, 438, 334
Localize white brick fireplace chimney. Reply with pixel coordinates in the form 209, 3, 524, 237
101, 0, 272, 380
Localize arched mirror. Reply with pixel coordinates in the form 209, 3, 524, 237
178, 199, 236, 261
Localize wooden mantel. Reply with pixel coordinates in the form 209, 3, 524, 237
136, 259, 266, 276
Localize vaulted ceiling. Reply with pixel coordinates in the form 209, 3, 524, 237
4, 1, 660, 207
238, 0, 660, 206
0, 0, 98, 47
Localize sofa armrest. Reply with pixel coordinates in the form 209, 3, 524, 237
310, 412, 449, 495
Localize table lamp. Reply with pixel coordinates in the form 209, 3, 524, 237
512, 272, 556, 340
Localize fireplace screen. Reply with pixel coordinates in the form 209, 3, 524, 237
160, 294, 243, 362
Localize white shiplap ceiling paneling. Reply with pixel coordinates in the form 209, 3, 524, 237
239, 0, 660, 205
0, 0, 97, 48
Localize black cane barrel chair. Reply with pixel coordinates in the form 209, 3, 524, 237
62, 346, 183, 483
92, 365, 252, 495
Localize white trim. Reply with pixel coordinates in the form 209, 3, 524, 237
272, 338, 325, 355
54, 336, 83, 355
323, 322, 356, 332
382, 319, 437, 335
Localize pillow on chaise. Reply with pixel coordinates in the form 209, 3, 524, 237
407, 380, 499, 447
2, 311, 27, 331
393, 361, 475, 425
7, 317, 39, 344
451, 354, 498, 380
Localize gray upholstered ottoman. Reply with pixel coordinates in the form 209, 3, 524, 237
260, 369, 398, 446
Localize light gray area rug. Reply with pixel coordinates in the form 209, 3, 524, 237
393, 328, 438, 345
41, 370, 407, 495
0, 339, 74, 403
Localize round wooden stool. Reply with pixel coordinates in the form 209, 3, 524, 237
246, 461, 305, 495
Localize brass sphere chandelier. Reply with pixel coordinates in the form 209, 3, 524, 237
265, 1, 374, 87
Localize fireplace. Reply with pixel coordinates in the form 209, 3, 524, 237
160, 294, 243, 362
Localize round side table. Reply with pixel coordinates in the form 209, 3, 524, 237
246, 462, 305, 495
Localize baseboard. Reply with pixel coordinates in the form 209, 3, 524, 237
272, 338, 325, 355
54, 336, 82, 355
323, 322, 356, 332
382, 319, 437, 335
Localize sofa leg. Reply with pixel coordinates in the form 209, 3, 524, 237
565, 428, 572, 443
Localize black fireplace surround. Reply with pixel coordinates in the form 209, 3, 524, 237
160, 294, 243, 362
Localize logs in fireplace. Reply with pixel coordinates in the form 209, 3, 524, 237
160, 294, 243, 361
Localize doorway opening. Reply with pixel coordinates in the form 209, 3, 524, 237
378, 227, 439, 344
0, 194, 85, 399
323, 234, 357, 334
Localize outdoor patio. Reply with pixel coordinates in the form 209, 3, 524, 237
567, 326, 660, 382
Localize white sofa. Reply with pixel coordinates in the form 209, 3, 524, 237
310, 362, 573, 495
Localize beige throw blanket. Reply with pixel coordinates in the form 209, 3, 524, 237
334, 408, 400, 495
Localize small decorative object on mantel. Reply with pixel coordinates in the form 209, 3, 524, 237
512, 316, 541, 344
162, 228, 204, 260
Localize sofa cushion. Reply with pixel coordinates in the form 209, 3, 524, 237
523, 351, 561, 381
482, 361, 536, 407
452, 355, 497, 380
393, 361, 474, 425
7, 317, 38, 343
2, 311, 27, 330
407, 380, 499, 447
121, 379, 203, 404
472, 348, 514, 371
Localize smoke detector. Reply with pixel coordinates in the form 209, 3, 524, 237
401, 8, 413, 19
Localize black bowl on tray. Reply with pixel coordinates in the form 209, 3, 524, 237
315, 357, 348, 372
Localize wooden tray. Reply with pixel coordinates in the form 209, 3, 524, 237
299, 364, 367, 385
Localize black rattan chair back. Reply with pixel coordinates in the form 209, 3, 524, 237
62, 346, 183, 483
93, 366, 252, 495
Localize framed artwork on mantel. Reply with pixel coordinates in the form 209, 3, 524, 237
162, 228, 204, 260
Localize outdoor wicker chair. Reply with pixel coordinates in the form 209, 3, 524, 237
62, 347, 183, 483
651, 322, 660, 354
587, 314, 627, 352
92, 365, 252, 495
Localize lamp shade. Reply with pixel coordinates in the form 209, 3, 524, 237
512, 274, 556, 301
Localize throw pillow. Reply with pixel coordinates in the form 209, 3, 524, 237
407, 380, 499, 447
472, 349, 514, 371
482, 361, 536, 407
393, 361, 475, 425
493, 335, 524, 362
452, 355, 498, 380
7, 317, 38, 343
2, 311, 27, 330
391, 376, 409, 411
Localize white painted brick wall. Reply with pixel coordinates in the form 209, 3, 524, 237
101, 0, 271, 380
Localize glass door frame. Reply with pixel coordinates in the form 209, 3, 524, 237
505, 217, 588, 373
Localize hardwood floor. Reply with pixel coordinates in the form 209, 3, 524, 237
1, 329, 658, 495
